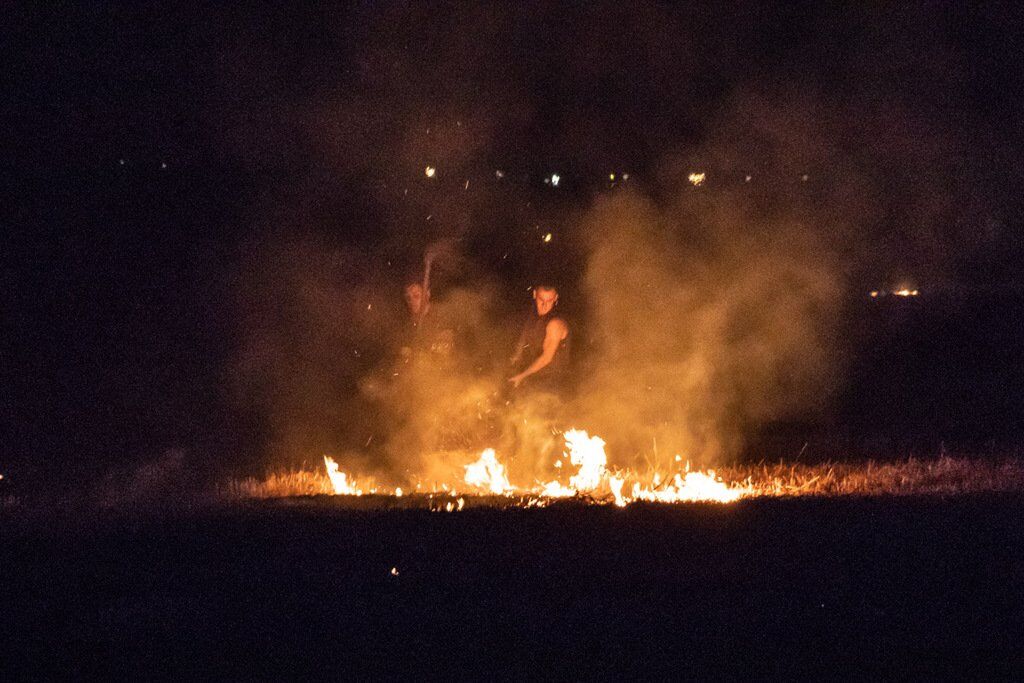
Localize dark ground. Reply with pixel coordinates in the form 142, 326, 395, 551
3, 494, 1023, 678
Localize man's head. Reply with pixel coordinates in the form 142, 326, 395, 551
532, 285, 558, 316
404, 283, 428, 316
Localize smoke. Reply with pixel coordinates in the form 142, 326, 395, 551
220, 2, 1012, 483
570, 189, 840, 468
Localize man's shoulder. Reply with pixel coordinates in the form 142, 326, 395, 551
546, 317, 569, 335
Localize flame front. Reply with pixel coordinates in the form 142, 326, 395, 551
324, 455, 363, 495
464, 448, 513, 494
321, 431, 749, 505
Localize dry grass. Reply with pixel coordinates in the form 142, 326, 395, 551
718, 456, 1024, 497
223, 469, 335, 499
225, 455, 1024, 503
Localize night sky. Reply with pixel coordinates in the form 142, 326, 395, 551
6, 2, 1024, 491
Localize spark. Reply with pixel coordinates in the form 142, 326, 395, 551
688, 172, 706, 186
424, 166, 436, 178
390, 567, 399, 576
548, 173, 560, 187
542, 232, 553, 243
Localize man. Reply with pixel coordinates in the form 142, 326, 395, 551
508, 284, 570, 392
399, 281, 454, 362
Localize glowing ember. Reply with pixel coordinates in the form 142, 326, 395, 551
542, 232, 553, 243
688, 172, 706, 186
464, 448, 513, 494
323, 456, 363, 495
424, 165, 436, 178
893, 288, 919, 297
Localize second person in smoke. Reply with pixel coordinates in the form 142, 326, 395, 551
399, 280, 454, 365
508, 284, 570, 392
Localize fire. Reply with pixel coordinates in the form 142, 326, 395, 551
464, 448, 513, 494
631, 470, 746, 503
323, 456, 363, 495
564, 429, 607, 492
320, 431, 750, 505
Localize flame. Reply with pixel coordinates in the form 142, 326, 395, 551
630, 470, 747, 503
321, 431, 748, 506
464, 448, 513, 494
323, 456, 363, 495
564, 429, 607, 492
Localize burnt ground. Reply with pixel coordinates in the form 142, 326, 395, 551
3, 494, 1023, 679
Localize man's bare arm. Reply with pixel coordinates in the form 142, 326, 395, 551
509, 318, 567, 387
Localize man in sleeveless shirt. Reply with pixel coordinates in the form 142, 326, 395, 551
508, 284, 570, 393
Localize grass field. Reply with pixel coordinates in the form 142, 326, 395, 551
226, 455, 1024, 502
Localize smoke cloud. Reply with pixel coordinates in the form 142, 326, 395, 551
220, 2, 1012, 482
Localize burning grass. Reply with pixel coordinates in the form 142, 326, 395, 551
225, 453, 1024, 505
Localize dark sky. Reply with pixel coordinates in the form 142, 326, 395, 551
5, 2, 1024, 487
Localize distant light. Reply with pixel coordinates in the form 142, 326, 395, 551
893, 288, 919, 297
424, 166, 436, 178
688, 172, 706, 187
801, 174, 809, 182
549, 173, 560, 187
464, 179, 469, 190
621, 173, 629, 180
390, 567, 399, 576
395, 487, 403, 497
495, 169, 505, 179
160, 162, 167, 170
744, 174, 752, 182
118, 159, 125, 166
609, 173, 616, 181
542, 232, 553, 243
869, 290, 879, 298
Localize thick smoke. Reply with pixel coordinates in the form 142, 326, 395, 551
571, 189, 839, 468
222, 3, 1009, 482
